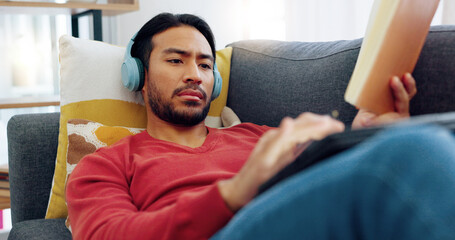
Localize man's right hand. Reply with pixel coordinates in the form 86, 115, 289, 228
218, 113, 345, 212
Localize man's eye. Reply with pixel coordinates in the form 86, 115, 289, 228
200, 64, 212, 70
167, 59, 182, 64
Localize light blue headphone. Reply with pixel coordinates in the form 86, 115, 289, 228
121, 33, 223, 100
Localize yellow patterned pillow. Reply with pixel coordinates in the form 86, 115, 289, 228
45, 35, 233, 219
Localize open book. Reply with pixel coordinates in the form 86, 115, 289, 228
344, 0, 440, 114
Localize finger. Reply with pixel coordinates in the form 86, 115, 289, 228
295, 112, 325, 123
369, 112, 402, 125
278, 116, 294, 130
352, 109, 376, 128
290, 113, 331, 140
292, 115, 345, 141
260, 117, 296, 157
315, 115, 345, 136
402, 73, 417, 99
264, 116, 294, 140
390, 76, 410, 114
276, 117, 295, 144
295, 112, 344, 128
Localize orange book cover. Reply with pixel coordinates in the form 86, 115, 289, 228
344, 0, 440, 114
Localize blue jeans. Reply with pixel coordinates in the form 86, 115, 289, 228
212, 124, 455, 239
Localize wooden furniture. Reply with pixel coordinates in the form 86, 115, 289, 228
0, 0, 139, 41
0, 0, 139, 15
0, 96, 60, 109
0, 198, 10, 210
0, 165, 9, 210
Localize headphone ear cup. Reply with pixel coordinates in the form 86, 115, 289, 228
211, 63, 223, 100
135, 58, 145, 90
122, 57, 144, 91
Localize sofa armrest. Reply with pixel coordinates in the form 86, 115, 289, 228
8, 218, 71, 240
7, 112, 60, 225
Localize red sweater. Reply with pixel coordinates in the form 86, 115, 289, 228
66, 123, 271, 240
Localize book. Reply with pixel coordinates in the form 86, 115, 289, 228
344, 0, 440, 114
0, 189, 9, 198
0, 197, 10, 210
0, 181, 9, 190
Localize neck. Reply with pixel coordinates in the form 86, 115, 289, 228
146, 114, 208, 148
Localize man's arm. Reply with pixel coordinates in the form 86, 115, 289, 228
218, 113, 345, 212
352, 73, 417, 128
67, 150, 234, 240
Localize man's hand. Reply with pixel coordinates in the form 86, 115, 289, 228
352, 73, 417, 129
218, 113, 345, 212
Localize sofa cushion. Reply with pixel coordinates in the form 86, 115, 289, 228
8, 218, 71, 240
46, 35, 233, 220
227, 25, 455, 127
227, 38, 362, 127
410, 25, 455, 116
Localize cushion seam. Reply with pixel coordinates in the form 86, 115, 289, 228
428, 29, 455, 34
230, 29, 454, 62
231, 45, 361, 62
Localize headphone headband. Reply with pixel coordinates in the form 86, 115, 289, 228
124, 33, 137, 60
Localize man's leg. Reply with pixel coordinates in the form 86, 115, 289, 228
212, 124, 455, 240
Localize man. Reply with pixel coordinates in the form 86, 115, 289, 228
67, 13, 455, 240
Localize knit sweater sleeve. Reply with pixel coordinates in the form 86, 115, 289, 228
66, 150, 234, 240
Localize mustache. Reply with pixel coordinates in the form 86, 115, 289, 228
172, 84, 208, 100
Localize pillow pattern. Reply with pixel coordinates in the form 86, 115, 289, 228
66, 119, 144, 178
65, 119, 145, 230
46, 35, 233, 219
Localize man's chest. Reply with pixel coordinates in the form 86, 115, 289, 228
127, 141, 257, 210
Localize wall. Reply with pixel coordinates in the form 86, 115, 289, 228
116, 0, 448, 50
116, 0, 245, 50
115, 0, 375, 49
443, 0, 455, 24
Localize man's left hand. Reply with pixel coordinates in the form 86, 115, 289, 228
352, 73, 417, 128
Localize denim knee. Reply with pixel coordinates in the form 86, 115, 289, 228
351, 124, 455, 238
352, 124, 455, 173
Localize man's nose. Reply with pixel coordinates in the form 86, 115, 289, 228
183, 62, 202, 85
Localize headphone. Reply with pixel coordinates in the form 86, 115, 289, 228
121, 33, 223, 101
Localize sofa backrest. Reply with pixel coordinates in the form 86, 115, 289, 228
227, 25, 455, 127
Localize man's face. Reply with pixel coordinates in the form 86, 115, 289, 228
144, 26, 214, 126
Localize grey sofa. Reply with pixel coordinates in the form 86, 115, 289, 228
7, 25, 455, 239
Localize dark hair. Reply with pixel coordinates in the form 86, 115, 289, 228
131, 13, 216, 70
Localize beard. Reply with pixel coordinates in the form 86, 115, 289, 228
146, 80, 211, 127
